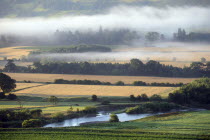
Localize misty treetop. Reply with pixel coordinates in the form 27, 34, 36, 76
5, 59, 210, 78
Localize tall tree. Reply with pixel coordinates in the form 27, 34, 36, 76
4, 59, 17, 72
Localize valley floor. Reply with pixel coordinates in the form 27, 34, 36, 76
0, 110, 210, 140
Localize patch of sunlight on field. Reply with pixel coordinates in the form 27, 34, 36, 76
14, 84, 176, 97
6, 73, 197, 84
0, 105, 44, 109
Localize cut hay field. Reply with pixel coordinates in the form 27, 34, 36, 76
6, 73, 197, 84
14, 83, 177, 97
0, 46, 34, 60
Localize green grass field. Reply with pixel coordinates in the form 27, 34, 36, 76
83, 110, 210, 135
0, 101, 96, 115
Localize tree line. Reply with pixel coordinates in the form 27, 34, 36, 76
174, 28, 210, 42
3, 59, 210, 78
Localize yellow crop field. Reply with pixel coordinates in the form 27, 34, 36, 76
15, 83, 45, 91
0, 46, 33, 60
14, 83, 177, 97
6, 73, 197, 84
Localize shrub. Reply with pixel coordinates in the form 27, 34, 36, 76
14, 109, 31, 121
109, 114, 119, 122
22, 119, 42, 128
0, 92, 6, 99
52, 113, 65, 122
150, 94, 162, 102
7, 93, 17, 100
115, 81, 125, 86
133, 81, 147, 86
30, 109, 42, 118
126, 102, 179, 114
82, 106, 97, 114
129, 95, 136, 101
125, 106, 143, 114
91, 94, 98, 101
141, 94, 149, 101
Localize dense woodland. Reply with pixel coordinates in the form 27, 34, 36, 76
1, 28, 210, 48
174, 28, 210, 42
0, 28, 139, 47
53, 29, 139, 45
3, 59, 210, 78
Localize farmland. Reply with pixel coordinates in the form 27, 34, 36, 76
6, 73, 197, 84
0, 46, 34, 60
13, 83, 177, 97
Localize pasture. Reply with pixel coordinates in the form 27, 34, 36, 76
13, 83, 177, 97
6, 73, 197, 84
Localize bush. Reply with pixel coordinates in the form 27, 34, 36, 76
126, 102, 179, 114
133, 81, 147, 86
91, 94, 98, 101
129, 95, 136, 102
52, 113, 65, 122
7, 93, 17, 100
150, 94, 162, 102
0, 92, 6, 99
125, 106, 143, 114
115, 81, 125, 86
14, 109, 31, 121
141, 94, 149, 101
109, 114, 119, 122
30, 109, 42, 118
22, 119, 42, 128
82, 106, 97, 114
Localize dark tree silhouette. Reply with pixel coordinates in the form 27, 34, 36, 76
4, 59, 17, 72
92, 94, 98, 101
0, 73, 16, 93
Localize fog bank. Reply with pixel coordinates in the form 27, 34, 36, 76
0, 6, 210, 36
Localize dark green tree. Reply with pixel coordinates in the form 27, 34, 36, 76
91, 94, 98, 101
7, 93, 17, 100
130, 94, 136, 102
4, 59, 17, 72
141, 94, 149, 101
48, 96, 58, 106
109, 114, 119, 122
0, 73, 16, 93
150, 94, 162, 102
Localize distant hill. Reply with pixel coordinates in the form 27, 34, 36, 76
0, 0, 210, 18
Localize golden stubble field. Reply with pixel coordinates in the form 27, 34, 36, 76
14, 83, 177, 97
0, 46, 33, 60
6, 73, 197, 84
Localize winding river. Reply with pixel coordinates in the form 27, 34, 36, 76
44, 111, 165, 128
44, 109, 205, 128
